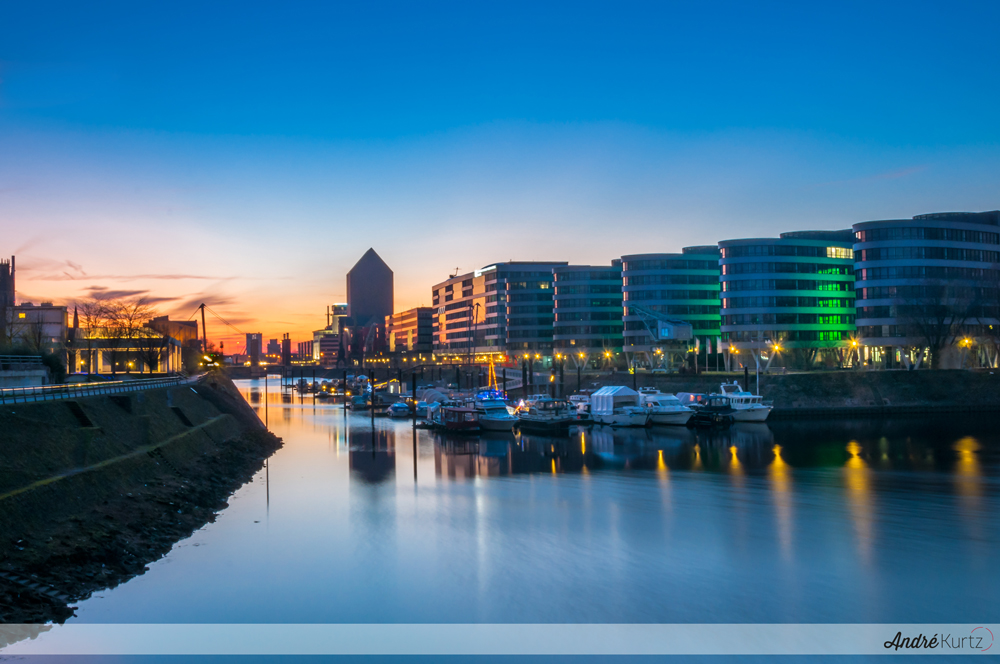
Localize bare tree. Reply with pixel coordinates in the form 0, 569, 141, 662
135, 326, 167, 374
900, 282, 976, 369
76, 299, 108, 375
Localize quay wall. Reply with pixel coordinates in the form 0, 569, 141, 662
0, 372, 281, 624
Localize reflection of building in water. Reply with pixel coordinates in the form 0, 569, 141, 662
349, 428, 396, 483
434, 434, 514, 479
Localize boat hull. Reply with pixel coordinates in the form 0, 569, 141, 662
730, 407, 771, 422
516, 417, 575, 432
593, 412, 649, 427
479, 417, 516, 431
649, 410, 693, 426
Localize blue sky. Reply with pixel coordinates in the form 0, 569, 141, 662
1, 0, 998, 343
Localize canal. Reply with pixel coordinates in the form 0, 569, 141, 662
58, 379, 998, 628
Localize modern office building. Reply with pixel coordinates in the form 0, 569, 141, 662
719, 231, 856, 367
432, 261, 567, 361
621, 247, 721, 366
313, 304, 348, 365
346, 248, 393, 328
245, 333, 262, 367
853, 210, 1000, 368
386, 307, 433, 354
297, 340, 314, 362
552, 262, 624, 365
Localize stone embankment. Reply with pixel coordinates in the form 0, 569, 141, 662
0, 372, 281, 624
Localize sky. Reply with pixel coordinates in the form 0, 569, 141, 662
1, 0, 999, 350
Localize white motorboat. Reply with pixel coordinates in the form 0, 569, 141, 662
590, 386, 649, 427
717, 382, 772, 422
387, 401, 411, 418
516, 397, 578, 432
640, 391, 694, 426
475, 398, 518, 431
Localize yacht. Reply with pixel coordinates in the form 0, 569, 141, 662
640, 390, 694, 426
717, 382, 772, 421
590, 386, 649, 427
387, 401, 411, 418
475, 397, 518, 431
568, 394, 592, 421
516, 397, 577, 433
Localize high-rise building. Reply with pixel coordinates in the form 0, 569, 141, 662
386, 307, 433, 354
431, 261, 567, 361
719, 230, 856, 367
621, 248, 721, 368
245, 333, 262, 367
313, 304, 348, 365
266, 339, 280, 356
552, 262, 624, 364
0, 256, 13, 310
347, 248, 393, 328
853, 210, 1000, 368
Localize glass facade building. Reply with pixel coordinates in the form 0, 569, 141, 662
719, 231, 856, 365
621, 247, 722, 361
431, 261, 567, 360
853, 210, 1000, 367
552, 262, 624, 361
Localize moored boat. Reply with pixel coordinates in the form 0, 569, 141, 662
475, 397, 517, 431
590, 386, 649, 427
516, 397, 577, 433
387, 401, 412, 418
640, 391, 694, 426
716, 382, 773, 421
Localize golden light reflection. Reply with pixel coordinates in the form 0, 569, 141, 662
952, 437, 982, 521
580, 431, 586, 456
692, 443, 702, 470
769, 444, 792, 558
551, 458, 557, 475
729, 445, 743, 474
843, 440, 872, 563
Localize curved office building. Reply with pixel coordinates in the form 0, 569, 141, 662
621, 247, 721, 366
552, 262, 624, 363
719, 231, 855, 366
853, 210, 1000, 368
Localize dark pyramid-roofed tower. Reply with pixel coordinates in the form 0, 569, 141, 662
346, 248, 393, 327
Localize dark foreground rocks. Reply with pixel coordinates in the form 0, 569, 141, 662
0, 372, 281, 624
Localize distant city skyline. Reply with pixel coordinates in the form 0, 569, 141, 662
2, 1, 999, 349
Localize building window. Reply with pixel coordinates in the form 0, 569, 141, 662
826, 247, 854, 259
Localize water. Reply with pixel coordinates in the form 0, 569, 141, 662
51, 380, 997, 627
14, 379, 997, 660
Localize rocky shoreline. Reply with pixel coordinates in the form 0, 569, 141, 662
0, 373, 281, 624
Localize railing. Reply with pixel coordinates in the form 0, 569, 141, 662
0, 355, 44, 368
0, 375, 193, 405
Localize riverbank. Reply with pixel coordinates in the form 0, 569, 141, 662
0, 372, 281, 624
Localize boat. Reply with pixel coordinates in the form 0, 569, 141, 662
387, 401, 412, 418
568, 394, 592, 421
589, 386, 649, 427
516, 397, 577, 433
475, 397, 518, 431
438, 406, 480, 433
346, 395, 370, 410
717, 382, 773, 421
640, 390, 694, 426
687, 394, 735, 427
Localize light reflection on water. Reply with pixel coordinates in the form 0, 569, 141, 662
65, 380, 1000, 625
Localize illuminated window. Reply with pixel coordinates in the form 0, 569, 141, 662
826, 247, 854, 259
18, 313, 26, 318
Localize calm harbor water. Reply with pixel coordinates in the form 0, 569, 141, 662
56, 379, 999, 628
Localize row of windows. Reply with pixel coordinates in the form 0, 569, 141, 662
508, 305, 555, 314
555, 284, 622, 295
508, 330, 555, 339
553, 270, 621, 281
721, 262, 853, 276
858, 323, 999, 338
508, 293, 554, 303
554, 298, 624, 308
723, 314, 856, 326
552, 326, 623, 336
724, 330, 850, 342
721, 245, 853, 259
498, 271, 555, 279
507, 317, 555, 327
624, 320, 719, 332
445, 310, 469, 321
855, 227, 1000, 245
622, 259, 718, 271
722, 297, 854, 309
721, 279, 853, 292
857, 247, 1000, 263
624, 304, 719, 316
507, 281, 552, 290
623, 289, 720, 301
625, 274, 720, 286
857, 266, 1000, 282
856, 286, 1000, 301
555, 311, 621, 322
